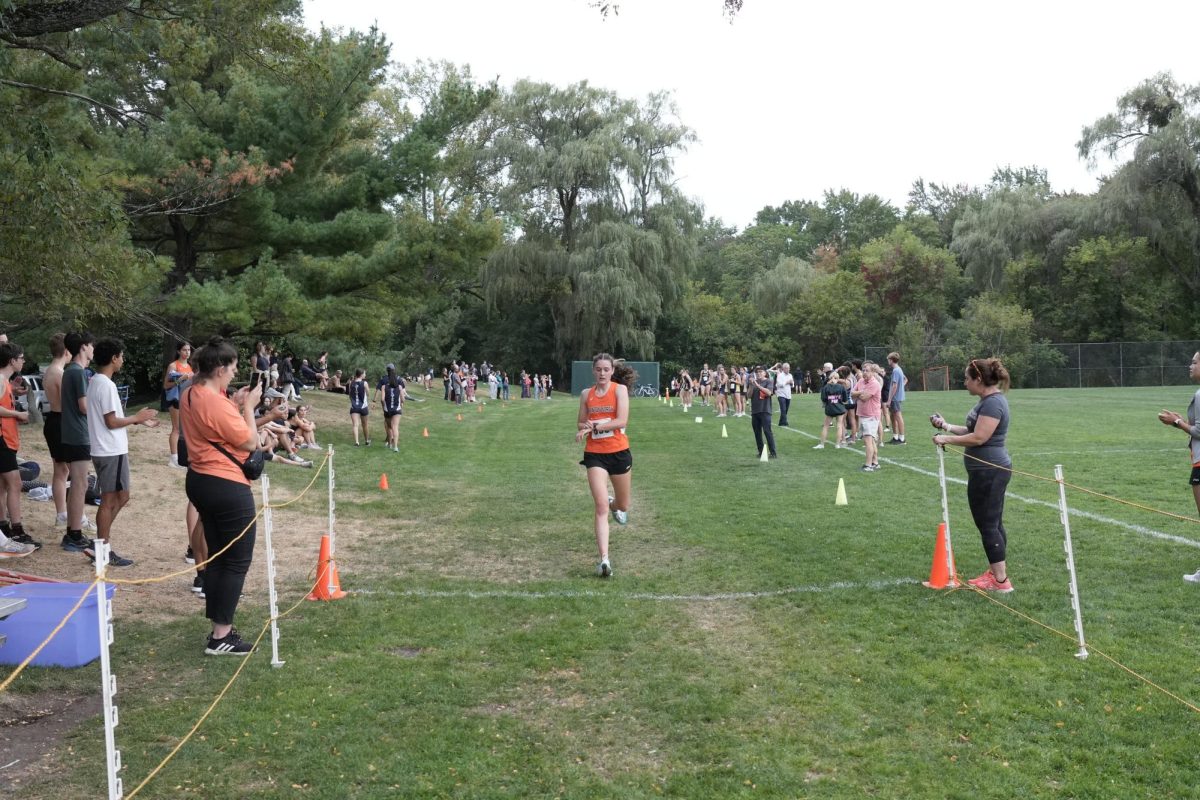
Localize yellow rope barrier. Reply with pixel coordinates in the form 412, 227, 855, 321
0, 577, 102, 693
0, 451, 331, 692
945, 445, 1200, 525
957, 584, 1200, 715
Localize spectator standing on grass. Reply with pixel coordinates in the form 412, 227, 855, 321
814, 371, 848, 449
853, 362, 883, 472
164, 340, 194, 469
42, 333, 74, 531
182, 337, 262, 656
1158, 351, 1200, 583
748, 365, 777, 459
886, 352, 908, 444
575, 353, 635, 579
0, 342, 39, 554
772, 362, 794, 427
931, 358, 1014, 593
60, 331, 96, 553
87, 338, 160, 567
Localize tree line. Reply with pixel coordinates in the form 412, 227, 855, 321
2, 3, 1196, 390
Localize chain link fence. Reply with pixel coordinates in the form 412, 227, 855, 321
864, 341, 1200, 390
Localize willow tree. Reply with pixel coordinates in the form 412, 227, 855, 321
482, 81, 695, 365
1078, 73, 1200, 334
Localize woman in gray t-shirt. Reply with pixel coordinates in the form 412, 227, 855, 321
930, 358, 1014, 593
1158, 351, 1200, 583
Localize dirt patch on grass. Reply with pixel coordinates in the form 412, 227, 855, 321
0, 691, 100, 794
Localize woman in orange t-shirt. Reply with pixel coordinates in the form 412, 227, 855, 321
575, 353, 636, 578
164, 340, 194, 468
181, 337, 261, 656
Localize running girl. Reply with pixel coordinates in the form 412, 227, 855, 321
349, 369, 370, 446
575, 353, 636, 578
374, 364, 404, 452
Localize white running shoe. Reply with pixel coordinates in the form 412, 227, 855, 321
1184, 570, 1200, 584
812, 443, 825, 449
55, 512, 68, 530
82, 516, 97, 532
0, 536, 36, 557
597, 558, 612, 578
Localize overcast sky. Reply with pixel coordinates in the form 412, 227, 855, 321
303, 0, 1197, 230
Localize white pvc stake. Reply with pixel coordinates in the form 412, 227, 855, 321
94, 540, 124, 799
936, 445, 957, 584
1055, 464, 1089, 660
327, 444, 336, 596
261, 475, 285, 668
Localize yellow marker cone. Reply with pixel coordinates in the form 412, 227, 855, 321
760, 446, 770, 462
669, 399, 674, 408
721, 424, 728, 438
835, 478, 848, 506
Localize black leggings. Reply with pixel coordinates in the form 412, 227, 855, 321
186, 470, 257, 626
967, 466, 1010, 564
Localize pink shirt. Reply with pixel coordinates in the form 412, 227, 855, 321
855, 374, 882, 419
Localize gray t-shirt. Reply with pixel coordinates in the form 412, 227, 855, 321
60, 362, 89, 446
748, 375, 774, 415
1186, 387, 1200, 465
964, 392, 1010, 471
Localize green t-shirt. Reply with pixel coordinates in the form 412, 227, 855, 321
61, 362, 90, 446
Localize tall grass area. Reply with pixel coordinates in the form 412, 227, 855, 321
26, 385, 1200, 798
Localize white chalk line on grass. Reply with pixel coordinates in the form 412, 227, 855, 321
350, 576, 919, 603
781, 426, 1200, 550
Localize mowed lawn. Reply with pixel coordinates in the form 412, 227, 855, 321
19, 384, 1200, 798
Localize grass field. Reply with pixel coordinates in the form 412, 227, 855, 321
11, 384, 1200, 798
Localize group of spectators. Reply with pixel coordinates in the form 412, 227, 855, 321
439, 361, 555, 404
0, 332, 333, 656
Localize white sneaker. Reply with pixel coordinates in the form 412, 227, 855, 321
812, 443, 825, 449
1184, 570, 1200, 584
168, 455, 186, 470
55, 512, 68, 530
613, 508, 628, 525
82, 516, 97, 532
597, 558, 612, 578
0, 536, 36, 557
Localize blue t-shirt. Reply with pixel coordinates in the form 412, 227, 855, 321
890, 365, 906, 402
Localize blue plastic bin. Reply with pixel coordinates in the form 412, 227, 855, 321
0, 582, 116, 668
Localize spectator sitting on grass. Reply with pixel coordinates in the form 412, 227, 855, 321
327, 370, 346, 393
256, 389, 311, 467
289, 404, 320, 450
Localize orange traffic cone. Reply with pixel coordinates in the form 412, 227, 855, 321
922, 522, 959, 589
477, 404, 483, 412
379, 473, 390, 491
456, 413, 463, 422
307, 535, 348, 601
422, 427, 429, 438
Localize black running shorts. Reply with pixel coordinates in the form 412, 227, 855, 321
580, 449, 633, 475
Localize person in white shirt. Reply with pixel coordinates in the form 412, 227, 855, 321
87, 338, 159, 567
771, 362, 794, 427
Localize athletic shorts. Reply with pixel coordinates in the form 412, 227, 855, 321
43, 411, 68, 463
350, 406, 368, 416
0, 440, 17, 474
580, 449, 633, 475
1190, 466, 1200, 485
860, 417, 880, 439
166, 399, 180, 410
888, 398, 903, 413
60, 442, 91, 463
383, 410, 400, 419
93, 454, 130, 493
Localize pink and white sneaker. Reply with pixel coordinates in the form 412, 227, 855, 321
967, 571, 1013, 593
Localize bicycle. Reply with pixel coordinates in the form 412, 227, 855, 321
633, 384, 658, 397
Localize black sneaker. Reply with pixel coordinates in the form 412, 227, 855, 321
192, 574, 205, 595
61, 532, 93, 552
184, 546, 196, 565
205, 630, 253, 656
9, 528, 42, 550
86, 548, 134, 567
